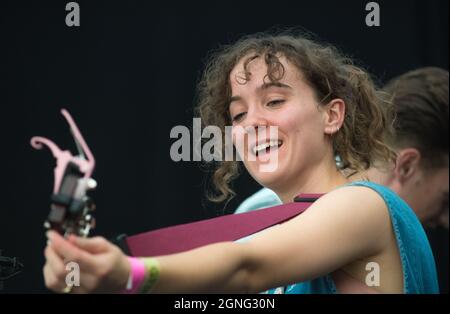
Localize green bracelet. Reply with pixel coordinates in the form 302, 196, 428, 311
139, 258, 160, 294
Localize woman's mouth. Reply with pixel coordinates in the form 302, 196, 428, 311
252, 140, 283, 157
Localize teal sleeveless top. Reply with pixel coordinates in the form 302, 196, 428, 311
234, 181, 439, 294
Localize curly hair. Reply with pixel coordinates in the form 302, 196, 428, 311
195, 31, 395, 202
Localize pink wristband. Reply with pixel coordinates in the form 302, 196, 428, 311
121, 257, 146, 294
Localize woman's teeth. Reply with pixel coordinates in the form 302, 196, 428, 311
253, 140, 283, 156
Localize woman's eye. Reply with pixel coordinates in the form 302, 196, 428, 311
232, 112, 246, 122
267, 99, 285, 107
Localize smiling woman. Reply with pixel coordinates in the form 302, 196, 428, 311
42, 30, 439, 294
197, 32, 394, 203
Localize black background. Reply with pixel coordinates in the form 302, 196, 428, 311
0, 0, 448, 293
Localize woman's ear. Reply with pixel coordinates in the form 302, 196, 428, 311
323, 99, 345, 135
394, 148, 422, 183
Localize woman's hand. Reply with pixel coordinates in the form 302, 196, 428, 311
43, 230, 130, 293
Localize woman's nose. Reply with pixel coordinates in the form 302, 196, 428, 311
244, 106, 269, 129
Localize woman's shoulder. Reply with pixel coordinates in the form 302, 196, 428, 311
334, 180, 411, 215
319, 180, 417, 239
326, 180, 402, 211
310, 182, 394, 237
303, 182, 396, 255
320, 180, 392, 209
302, 182, 394, 238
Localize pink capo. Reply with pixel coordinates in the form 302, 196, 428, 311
30, 109, 95, 193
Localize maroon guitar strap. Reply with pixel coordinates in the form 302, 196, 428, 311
125, 194, 323, 257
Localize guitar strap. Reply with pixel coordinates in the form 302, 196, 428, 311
119, 194, 323, 257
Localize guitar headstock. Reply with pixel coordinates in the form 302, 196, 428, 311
31, 109, 97, 238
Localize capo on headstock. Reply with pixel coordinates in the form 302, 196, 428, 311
31, 109, 97, 237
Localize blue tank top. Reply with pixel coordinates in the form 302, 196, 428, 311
235, 181, 439, 294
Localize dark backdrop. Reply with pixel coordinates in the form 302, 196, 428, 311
0, 0, 448, 293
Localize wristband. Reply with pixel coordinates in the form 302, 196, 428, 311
121, 256, 146, 294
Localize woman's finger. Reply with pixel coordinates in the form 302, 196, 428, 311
47, 231, 96, 270
69, 235, 110, 254
44, 245, 66, 280
43, 262, 66, 292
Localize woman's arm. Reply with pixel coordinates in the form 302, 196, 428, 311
242, 186, 392, 292
143, 186, 391, 293
150, 242, 252, 293
44, 231, 254, 293
44, 186, 391, 294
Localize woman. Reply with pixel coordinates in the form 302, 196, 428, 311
43, 32, 438, 294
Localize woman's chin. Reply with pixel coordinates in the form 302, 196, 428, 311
248, 162, 285, 188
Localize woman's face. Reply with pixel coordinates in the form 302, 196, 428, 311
228, 55, 332, 191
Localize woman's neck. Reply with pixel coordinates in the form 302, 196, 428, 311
274, 162, 349, 204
